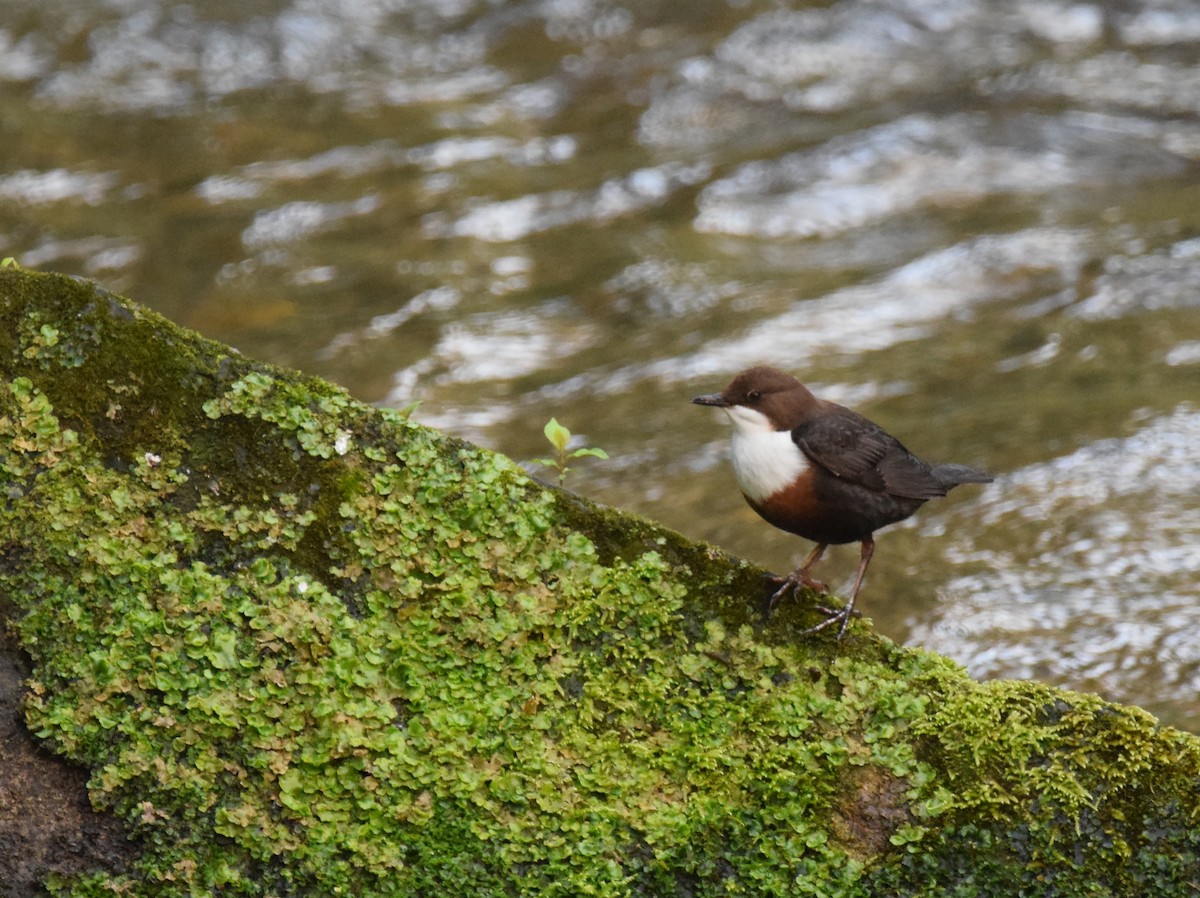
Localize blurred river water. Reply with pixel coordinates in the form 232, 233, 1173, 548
1, 0, 1198, 729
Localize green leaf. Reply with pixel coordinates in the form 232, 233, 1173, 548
210, 631, 239, 670
889, 823, 928, 846
568, 447, 607, 460
543, 418, 570, 453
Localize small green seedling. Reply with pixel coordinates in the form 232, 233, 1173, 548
530, 418, 608, 486
1, 257, 19, 269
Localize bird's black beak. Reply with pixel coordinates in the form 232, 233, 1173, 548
691, 393, 729, 408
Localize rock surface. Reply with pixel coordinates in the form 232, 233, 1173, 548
1, 267, 1198, 896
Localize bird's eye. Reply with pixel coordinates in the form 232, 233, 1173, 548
746, 390, 762, 403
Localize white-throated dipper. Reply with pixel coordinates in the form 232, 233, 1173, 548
693, 366, 992, 640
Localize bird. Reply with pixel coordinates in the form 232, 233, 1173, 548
692, 366, 992, 640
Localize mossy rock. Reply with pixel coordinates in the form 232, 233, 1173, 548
1, 267, 1198, 897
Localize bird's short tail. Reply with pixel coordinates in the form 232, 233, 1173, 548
931, 463, 993, 490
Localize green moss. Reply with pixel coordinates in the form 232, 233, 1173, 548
2, 268, 1199, 896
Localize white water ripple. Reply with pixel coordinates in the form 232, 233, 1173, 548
914, 404, 1200, 718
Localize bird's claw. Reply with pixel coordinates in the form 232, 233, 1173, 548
765, 572, 827, 595
761, 573, 861, 640
763, 571, 828, 617
813, 604, 860, 619
801, 604, 858, 641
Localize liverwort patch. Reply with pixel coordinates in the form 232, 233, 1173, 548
2, 268, 1200, 897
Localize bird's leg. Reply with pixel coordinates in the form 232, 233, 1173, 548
794, 541, 829, 594
801, 536, 874, 640
766, 542, 828, 615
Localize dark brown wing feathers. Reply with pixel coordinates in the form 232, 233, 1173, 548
792, 406, 951, 501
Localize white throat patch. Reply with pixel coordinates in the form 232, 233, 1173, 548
723, 406, 810, 503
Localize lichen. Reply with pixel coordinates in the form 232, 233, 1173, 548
2, 268, 1199, 896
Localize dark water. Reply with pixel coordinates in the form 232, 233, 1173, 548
2, 0, 1198, 729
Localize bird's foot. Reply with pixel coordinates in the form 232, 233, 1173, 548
763, 571, 828, 618
813, 604, 860, 619
801, 603, 859, 641
769, 572, 827, 595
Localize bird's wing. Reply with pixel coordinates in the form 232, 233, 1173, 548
792, 407, 948, 500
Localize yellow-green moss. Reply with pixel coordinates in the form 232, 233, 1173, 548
2, 269, 1199, 897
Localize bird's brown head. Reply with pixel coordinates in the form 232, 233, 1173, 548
691, 366, 818, 430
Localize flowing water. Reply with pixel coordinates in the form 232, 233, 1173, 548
1, 0, 1198, 730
